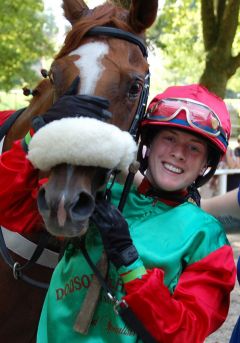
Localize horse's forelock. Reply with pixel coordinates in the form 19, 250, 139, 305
55, 3, 139, 60
26, 79, 53, 105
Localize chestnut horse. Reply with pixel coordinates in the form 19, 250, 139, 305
0, 0, 158, 342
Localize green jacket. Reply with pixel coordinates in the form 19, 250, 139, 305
37, 182, 235, 343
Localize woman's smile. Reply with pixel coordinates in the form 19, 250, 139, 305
162, 162, 183, 174
146, 128, 208, 191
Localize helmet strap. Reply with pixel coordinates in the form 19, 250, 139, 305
194, 164, 218, 188
186, 184, 201, 206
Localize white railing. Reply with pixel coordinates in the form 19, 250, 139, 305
215, 168, 240, 195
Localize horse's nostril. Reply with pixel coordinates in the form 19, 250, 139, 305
37, 187, 49, 212
69, 192, 95, 221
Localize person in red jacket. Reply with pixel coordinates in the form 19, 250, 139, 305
0, 84, 236, 342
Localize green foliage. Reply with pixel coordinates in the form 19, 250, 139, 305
228, 28, 240, 93
149, 0, 205, 86
0, 0, 57, 91
149, 0, 240, 96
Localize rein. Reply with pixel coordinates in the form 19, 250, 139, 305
0, 108, 26, 138
0, 229, 50, 288
0, 108, 55, 289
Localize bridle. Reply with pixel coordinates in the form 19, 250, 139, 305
0, 25, 150, 289
85, 26, 150, 139
82, 26, 150, 211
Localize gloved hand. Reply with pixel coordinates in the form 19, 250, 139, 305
21, 76, 112, 152
91, 199, 139, 269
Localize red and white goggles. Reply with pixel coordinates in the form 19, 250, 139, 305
146, 97, 227, 140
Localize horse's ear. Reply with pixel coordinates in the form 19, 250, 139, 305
128, 0, 158, 33
62, 0, 89, 26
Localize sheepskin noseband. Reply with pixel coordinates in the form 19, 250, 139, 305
27, 117, 137, 171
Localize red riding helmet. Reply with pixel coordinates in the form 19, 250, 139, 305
138, 84, 231, 187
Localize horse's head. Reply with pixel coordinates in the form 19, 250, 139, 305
28, 115, 137, 237
50, 0, 157, 130
5, 0, 158, 237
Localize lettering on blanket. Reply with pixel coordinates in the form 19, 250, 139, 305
90, 317, 135, 336
106, 321, 135, 336
56, 273, 124, 300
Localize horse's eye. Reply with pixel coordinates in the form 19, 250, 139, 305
128, 80, 143, 100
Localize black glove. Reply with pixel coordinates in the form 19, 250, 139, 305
31, 76, 112, 132
91, 200, 139, 269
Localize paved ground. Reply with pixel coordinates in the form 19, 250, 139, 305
205, 231, 240, 343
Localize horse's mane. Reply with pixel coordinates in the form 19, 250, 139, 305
56, 3, 144, 59
27, 79, 53, 109
33, 79, 52, 94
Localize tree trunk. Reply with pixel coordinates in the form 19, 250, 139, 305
200, 48, 229, 98
200, 0, 240, 98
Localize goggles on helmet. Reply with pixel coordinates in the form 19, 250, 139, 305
145, 97, 227, 141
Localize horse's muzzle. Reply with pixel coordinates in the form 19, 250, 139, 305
37, 187, 95, 237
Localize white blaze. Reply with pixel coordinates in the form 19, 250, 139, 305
69, 42, 109, 95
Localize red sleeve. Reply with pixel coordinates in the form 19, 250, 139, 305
0, 140, 44, 233
0, 110, 15, 126
123, 245, 236, 343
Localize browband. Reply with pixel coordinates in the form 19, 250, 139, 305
86, 26, 148, 58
